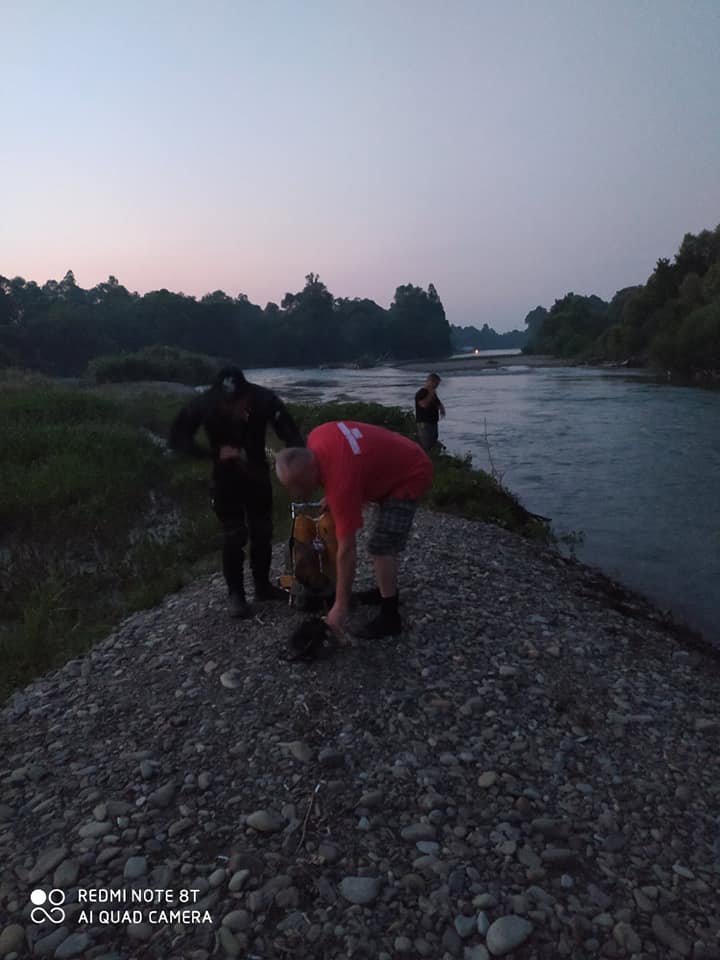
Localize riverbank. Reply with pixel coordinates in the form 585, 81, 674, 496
1, 510, 719, 960
397, 355, 573, 374
0, 382, 547, 702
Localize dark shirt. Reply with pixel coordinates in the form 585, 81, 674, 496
169, 382, 304, 472
415, 387, 440, 424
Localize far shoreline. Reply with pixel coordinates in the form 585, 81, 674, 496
395, 353, 579, 374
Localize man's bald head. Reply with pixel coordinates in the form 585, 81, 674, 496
275, 447, 320, 499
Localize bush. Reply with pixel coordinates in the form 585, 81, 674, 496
87, 345, 224, 385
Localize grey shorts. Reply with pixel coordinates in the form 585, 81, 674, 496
368, 498, 418, 556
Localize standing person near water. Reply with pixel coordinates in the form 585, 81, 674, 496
169, 366, 304, 619
415, 373, 445, 451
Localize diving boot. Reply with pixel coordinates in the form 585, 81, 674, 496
228, 591, 252, 619
355, 593, 402, 639
352, 586, 381, 606
254, 581, 287, 602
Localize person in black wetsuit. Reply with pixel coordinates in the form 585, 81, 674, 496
414, 372, 445, 451
169, 367, 304, 619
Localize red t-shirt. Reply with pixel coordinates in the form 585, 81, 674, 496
307, 421, 433, 539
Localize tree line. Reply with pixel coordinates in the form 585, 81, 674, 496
0, 272, 451, 376
522, 224, 720, 377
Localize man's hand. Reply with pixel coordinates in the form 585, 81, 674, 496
325, 602, 349, 637
219, 445, 242, 461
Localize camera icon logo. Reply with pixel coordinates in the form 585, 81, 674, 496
30, 889, 66, 924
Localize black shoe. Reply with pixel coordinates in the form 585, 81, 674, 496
229, 593, 252, 619
254, 581, 287, 602
355, 610, 402, 639
352, 587, 381, 606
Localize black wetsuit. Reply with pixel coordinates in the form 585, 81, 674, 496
169, 383, 303, 597
415, 388, 441, 450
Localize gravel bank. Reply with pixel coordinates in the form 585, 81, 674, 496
1, 510, 719, 960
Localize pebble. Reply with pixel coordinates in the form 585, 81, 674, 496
220, 670, 243, 689
246, 810, 284, 832
148, 781, 176, 807
486, 916, 534, 956
222, 910, 251, 932
455, 914, 477, 939
28, 846, 68, 883
0, 925, 25, 956
288, 740, 313, 763
339, 876, 381, 904
123, 855, 147, 880
651, 914, 691, 957
401, 822, 436, 841
55, 933, 91, 958
478, 771, 498, 788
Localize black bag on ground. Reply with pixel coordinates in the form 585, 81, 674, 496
287, 617, 337, 662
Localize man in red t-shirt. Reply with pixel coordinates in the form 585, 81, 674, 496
275, 421, 433, 639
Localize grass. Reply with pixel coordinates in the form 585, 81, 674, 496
0, 384, 548, 703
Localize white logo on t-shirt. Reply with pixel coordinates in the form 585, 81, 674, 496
337, 422, 363, 454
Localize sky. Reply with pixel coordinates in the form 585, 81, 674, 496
2, 0, 719, 331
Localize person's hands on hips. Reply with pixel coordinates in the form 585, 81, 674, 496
219, 445, 242, 461
325, 602, 349, 638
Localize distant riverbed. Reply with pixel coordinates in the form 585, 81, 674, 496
249, 362, 720, 646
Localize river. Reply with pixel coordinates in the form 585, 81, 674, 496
249, 362, 720, 645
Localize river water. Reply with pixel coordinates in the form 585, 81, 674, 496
250, 363, 720, 644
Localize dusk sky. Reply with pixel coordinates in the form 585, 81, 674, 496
3, 0, 719, 330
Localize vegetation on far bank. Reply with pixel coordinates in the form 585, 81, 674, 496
0, 379, 548, 702
523, 223, 720, 378
0, 271, 450, 376
87, 344, 223, 386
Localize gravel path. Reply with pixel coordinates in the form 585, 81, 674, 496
1, 511, 719, 960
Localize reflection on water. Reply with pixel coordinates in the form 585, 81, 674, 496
251, 363, 720, 643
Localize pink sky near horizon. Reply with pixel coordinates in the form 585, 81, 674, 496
2, 0, 719, 329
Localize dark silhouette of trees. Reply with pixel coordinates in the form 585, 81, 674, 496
0, 271, 451, 375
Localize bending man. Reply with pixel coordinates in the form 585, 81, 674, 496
275, 421, 432, 639
170, 366, 304, 619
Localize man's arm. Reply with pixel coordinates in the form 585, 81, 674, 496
168, 394, 213, 459
438, 395, 446, 417
268, 394, 305, 447
326, 535, 356, 635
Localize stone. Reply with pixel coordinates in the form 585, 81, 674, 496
209, 868, 226, 887
613, 922, 641, 954
53, 859, 80, 887
455, 915, 477, 939
394, 936, 413, 953
339, 877, 381, 905
78, 820, 111, 838
55, 933, 91, 958
246, 810, 284, 832
126, 922, 153, 941
148, 781, 176, 808
228, 869, 250, 892
478, 771, 498, 788
0, 925, 25, 956
28, 846, 68, 883
222, 910, 251, 932
217, 925, 242, 955
651, 915, 691, 957
123, 856, 147, 880
220, 670, 243, 689
32, 927, 69, 957
401, 822, 436, 841
288, 741, 312, 763
416, 840, 440, 855
486, 916, 534, 956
